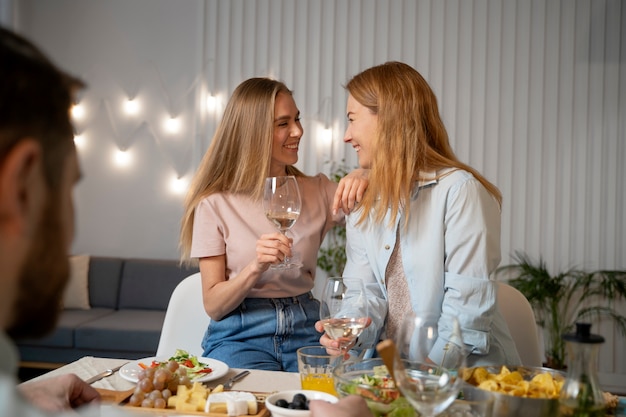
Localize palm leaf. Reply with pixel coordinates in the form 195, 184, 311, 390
496, 251, 626, 369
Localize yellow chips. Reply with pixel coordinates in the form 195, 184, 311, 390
462, 366, 564, 399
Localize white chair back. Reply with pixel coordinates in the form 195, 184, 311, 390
156, 272, 209, 358
497, 282, 543, 367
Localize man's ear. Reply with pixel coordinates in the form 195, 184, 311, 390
0, 139, 46, 237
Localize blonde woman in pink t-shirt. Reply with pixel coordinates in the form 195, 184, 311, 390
179, 78, 367, 372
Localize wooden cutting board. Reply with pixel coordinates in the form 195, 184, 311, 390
96, 388, 270, 417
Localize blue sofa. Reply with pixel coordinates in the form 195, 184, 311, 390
16, 257, 199, 366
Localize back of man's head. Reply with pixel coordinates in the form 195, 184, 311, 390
0, 26, 84, 190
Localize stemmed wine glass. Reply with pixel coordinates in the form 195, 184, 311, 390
393, 311, 467, 417
263, 176, 302, 269
319, 277, 369, 355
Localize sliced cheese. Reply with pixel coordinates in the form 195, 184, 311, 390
205, 391, 258, 416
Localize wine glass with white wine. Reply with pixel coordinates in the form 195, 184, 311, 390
394, 312, 467, 417
263, 176, 302, 269
319, 277, 369, 355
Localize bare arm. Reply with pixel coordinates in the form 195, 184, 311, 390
199, 232, 291, 320
332, 169, 369, 215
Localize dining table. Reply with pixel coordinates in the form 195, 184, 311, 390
28, 356, 300, 392
25, 357, 626, 417
27, 356, 301, 416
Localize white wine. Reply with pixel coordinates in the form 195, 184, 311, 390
266, 211, 299, 231
321, 318, 367, 341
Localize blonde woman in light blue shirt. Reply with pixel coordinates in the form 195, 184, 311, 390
317, 61, 520, 368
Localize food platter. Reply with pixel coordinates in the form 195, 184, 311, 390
119, 356, 229, 383
96, 388, 270, 417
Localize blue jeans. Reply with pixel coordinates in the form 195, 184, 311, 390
201, 292, 321, 372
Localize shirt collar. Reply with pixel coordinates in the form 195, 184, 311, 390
412, 168, 460, 200
416, 170, 439, 188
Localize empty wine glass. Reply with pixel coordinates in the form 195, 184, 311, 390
394, 311, 467, 417
319, 277, 369, 355
263, 176, 302, 269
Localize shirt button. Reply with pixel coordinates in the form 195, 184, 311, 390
384, 245, 390, 250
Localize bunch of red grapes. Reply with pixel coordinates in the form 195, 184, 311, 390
128, 360, 193, 408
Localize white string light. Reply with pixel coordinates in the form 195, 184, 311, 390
71, 103, 85, 120
123, 98, 140, 116
206, 95, 218, 112
74, 133, 85, 149
114, 149, 132, 167
169, 175, 188, 195
164, 116, 181, 134
321, 127, 333, 145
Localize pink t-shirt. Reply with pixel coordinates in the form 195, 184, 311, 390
190, 174, 343, 298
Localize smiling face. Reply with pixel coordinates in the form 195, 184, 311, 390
270, 92, 302, 176
344, 94, 378, 169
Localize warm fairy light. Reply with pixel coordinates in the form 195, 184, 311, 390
114, 149, 132, 167
321, 127, 333, 145
169, 176, 189, 195
206, 95, 218, 112
164, 117, 181, 134
124, 98, 140, 115
71, 103, 85, 120
74, 134, 85, 149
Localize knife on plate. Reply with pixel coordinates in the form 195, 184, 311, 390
85, 363, 126, 385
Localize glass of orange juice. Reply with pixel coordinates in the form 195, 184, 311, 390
297, 346, 340, 396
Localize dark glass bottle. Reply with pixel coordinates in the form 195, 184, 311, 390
559, 322, 606, 417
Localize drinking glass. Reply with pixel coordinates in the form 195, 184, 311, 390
297, 346, 339, 395
263, 176, 301, 269
319, 277, 369, 354
394, 311, 467, 417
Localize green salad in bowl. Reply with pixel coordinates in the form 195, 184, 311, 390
333, 358, 416, 417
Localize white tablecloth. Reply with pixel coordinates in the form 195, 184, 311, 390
29, 356, 300, 393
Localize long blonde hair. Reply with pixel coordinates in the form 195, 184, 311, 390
179, 78, 304, 263
346, 61, 502, 227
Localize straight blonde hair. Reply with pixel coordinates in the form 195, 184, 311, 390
346, 61, 502, 227
179, 78, 304, 263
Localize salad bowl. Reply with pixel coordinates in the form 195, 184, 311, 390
333, 358, 415, 417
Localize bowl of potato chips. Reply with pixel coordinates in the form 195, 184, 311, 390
461, 365, 566, 417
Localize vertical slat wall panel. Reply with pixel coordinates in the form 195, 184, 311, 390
206, 0, 624, 268
197, 0, 624, 389
556, 0, 575, 268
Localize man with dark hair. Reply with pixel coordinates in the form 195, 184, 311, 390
0, 26, 102, 414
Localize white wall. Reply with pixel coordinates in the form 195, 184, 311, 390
5, 0, 625, 391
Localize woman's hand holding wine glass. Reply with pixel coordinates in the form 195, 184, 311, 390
263, 176, 302, 269
393, 312, 467, 417
319, 277, 369, 356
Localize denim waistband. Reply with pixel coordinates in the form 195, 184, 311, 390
239, 292, 317, 311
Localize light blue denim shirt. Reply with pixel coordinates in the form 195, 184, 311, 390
345, 168, 521, 367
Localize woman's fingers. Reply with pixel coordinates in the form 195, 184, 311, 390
256, 233, 292, 264
332, 169, 369, 215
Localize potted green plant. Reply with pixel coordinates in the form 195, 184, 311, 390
496, 251, 626, 369
317, 160, 351, 277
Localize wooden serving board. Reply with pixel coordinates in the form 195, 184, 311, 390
96, 388, 271, 417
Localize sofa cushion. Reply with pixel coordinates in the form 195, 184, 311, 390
74, 309, 166, 353
88, 257, 124, 308
118, 259, 197, 310
63, 254, 91, 309
17, 308, 115, 348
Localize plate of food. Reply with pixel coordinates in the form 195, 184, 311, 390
120, 349, 229, 383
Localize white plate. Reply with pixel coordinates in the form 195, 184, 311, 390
119, 356, 229, 383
